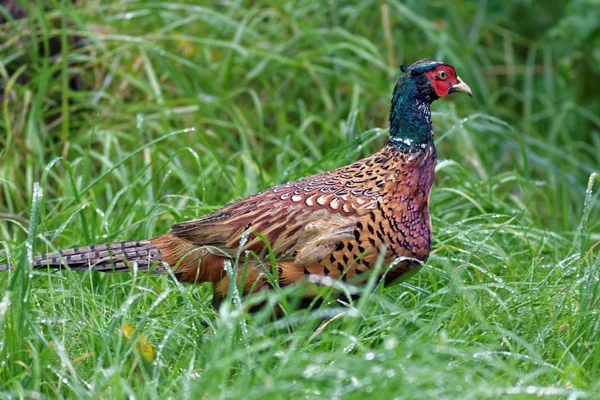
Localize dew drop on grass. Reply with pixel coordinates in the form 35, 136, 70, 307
274, 350, 285, 359
156, 292, 169, 303
189, 371, 200, 380
365, 352, 375, 361
371, 365, 383, 374
302, 364, 321, 379
346, 308, 359, 317
350, 376, 362, 388
0, 292, 11, 320
384, 337, 397, 351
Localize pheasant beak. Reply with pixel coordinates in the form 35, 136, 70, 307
450, 76, 473, 97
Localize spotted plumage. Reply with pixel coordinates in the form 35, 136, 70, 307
0, 59, 473, 308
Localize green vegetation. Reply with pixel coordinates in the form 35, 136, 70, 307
1, 0, 599, 398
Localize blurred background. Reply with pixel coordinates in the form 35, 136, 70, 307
0, 1, 599, 397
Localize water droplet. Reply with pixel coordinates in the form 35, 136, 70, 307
0, 292, 11, 320
384, 338, 397, 350
365, 352, 375, 361
302, 364, 321, 379
190, 371, 200, 380
274, 350, 285, 359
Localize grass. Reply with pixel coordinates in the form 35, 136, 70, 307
1, 0, 599, 398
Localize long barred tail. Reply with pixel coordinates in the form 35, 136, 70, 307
0, 239, 167, 274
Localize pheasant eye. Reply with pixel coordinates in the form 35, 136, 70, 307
437, 70, 447, 80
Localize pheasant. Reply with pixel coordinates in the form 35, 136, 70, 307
0, 59, 472, 307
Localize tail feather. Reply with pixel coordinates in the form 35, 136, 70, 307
0, 239, 167, 274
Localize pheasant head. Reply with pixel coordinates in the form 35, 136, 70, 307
389, 59, 473, 150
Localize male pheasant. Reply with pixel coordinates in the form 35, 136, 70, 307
0, 59, 472, 307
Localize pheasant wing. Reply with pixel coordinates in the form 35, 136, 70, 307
168, 174, 377, 262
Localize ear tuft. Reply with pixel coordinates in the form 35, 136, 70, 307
400, 65, 409, 72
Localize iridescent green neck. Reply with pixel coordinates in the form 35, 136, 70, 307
388, 76, 434, 151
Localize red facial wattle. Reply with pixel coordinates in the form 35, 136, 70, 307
425, 66, 457, 98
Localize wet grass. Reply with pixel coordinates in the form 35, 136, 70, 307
0, 0, 599, 398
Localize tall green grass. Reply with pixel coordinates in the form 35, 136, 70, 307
0, 0, 599, 398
